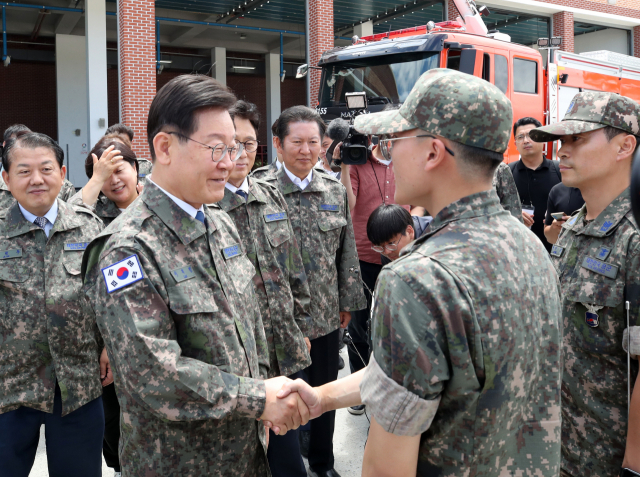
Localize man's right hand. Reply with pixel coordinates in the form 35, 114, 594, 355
522, 211, 534, 228
259, 377, 310, 435
551, 215, 569, 231
277, 379, 324, 420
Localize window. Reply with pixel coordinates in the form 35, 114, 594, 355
513, 58, 538, 94
447, 50, 461, 71
495, 55, 508, 94
482, 53, 490, 82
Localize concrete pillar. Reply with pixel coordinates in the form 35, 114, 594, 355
117, 0, 156, 160
265, 51, 281, 164
56, 34, 89, 187
85, 0, 109, 152
353, 21, 373, 38
309, 0, 334, 107
553, 11, 574, 53
211, 47, 226, 85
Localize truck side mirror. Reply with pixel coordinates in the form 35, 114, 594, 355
459, 48, 484, 77
296, 64, 309, 79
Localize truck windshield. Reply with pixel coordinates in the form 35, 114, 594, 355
319, 52, 440, 107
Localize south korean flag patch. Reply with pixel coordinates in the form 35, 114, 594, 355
102, 254, 144, 293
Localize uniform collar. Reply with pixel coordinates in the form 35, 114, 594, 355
562, 187, 630, 237
149, 178, 204, 220
419, 189, 504, 239
141, 181, 213, 245
276, 164, 327, 195
219, 176, 267, 212
3, 199, 84, 239
95, 193, 122, 219
283, 162, 313, 190
224, 177, 249, 195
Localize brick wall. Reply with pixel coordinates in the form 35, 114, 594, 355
117, 0, 156, 161
309, 0, 334, 106
0, 62, 58, 140
553, 11, 575, 53
635, 26, 640, 58
446, 0, 460, 22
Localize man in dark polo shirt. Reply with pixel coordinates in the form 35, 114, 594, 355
543, 182, 585, 244
509, 117, 561, 252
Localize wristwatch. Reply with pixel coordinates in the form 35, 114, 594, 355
621, 468, 640, 477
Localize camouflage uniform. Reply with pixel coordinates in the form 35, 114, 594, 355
0, 199, 104, 416
68, 189, 122, 227
251, 161, 279, 181
354, 68, 562, 476
138, 158, 153, 184
0, 175, 76, 217
82, 180, 270, 476
493, 161, 523, 222
530, 91, 640, 477
257, 166, 366, 339
216, 177, 312, 378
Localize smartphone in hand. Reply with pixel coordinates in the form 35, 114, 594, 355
551, 212, 565, 221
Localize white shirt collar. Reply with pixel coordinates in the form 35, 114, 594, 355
283, 163, 313, 191
225, 177, 249, 194
275, 159, 283, 171
150, 179, 204, 219
19, 199, 58, 238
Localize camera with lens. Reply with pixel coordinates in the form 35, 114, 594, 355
326, 92, 371, 167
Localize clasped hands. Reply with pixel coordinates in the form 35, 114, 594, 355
258, 377, 322, 435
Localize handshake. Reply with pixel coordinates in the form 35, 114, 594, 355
258, 376, 324, 435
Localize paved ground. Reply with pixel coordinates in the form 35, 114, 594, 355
29, 346, 368, 477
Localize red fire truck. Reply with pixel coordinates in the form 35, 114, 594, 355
308, 0, 640, 162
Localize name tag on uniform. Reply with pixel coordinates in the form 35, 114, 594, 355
170, 266, 196, 283
222, 244, 241, 260
550, 245, 564, 258
0, 248, 22, 259
101, 254, 145, 293
581, 256, 618, 279
596, 246, 611, 261
566, 216, 578, 227
319, 204, 339, 212
264, 212, 287, 223
64, 242, 89, 251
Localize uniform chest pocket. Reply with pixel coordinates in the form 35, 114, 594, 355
225, 255, 256, 294
263, 212, 291, 248
0, 257, 30, 284
317, 214, 347, 255
63, 252, 83, 276
564, 280, 625, 354
166, 282, 218, 315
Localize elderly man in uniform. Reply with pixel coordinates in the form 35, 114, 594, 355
257, 105, 366, 477
529, 91, 640, 477
0, 133, 107, 476
82, 75, 309, 476
273, 69, 562, 476
1, 125, 76, 214
217, 99, 312, 476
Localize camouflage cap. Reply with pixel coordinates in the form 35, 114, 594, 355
353, 68, 513, 153
529, 91, 640, 142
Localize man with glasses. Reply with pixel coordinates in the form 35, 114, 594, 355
271, 69, 562, 477
81, 75, 310, 476
509, 117, 562, 251
218, 100, 312, 477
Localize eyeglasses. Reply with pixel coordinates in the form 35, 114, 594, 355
168, 132, 244, 162
237, 139, 259, 153
371, 238, 401, 254
378, 134, 456, 162
515, 132, 531, 142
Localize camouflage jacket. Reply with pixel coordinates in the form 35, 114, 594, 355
251, 161, 279, 181
0, 199, 104, 416
361, 190, 562, 476
257, 166, 366, 340
68, 189, 122, 227
551, 188, 640, 477
216, 177, 312, 377
0, 175, 76, 218
82, 181, 270, 476
138, 159, 153, 185
493, 161, 523, 222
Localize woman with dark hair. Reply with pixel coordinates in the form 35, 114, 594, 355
68, 138, 140, 226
